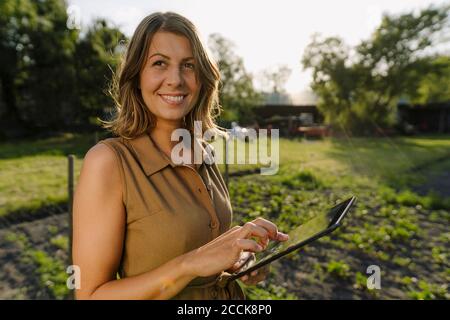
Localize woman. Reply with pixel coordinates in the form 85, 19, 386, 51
72, 11, 288, 300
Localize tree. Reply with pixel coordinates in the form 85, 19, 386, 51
74, 19, 126, 127
302, 4, 450, 134
412, 55, 450, 104
208, 33, 262, 126
258, 65, 292, 94
257, 65, 293, 105
0, 0, 79, 137
0, 0, 126, 138
0, 0, 43, 136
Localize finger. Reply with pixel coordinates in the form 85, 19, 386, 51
233, 238, 263, 253
241, 275, 248, 281
252, 218, 289, 241
251, 218, 282, 240
251, 270, 258, 277
250, 272, 267, 284
239, 251, 254, 262
276, 232, 289, 241
260, 237, 270, 249
243, 271, 266, 285
240, 222, 269, 244
231, 252, 253, 270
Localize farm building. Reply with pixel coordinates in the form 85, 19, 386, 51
253, 104, 326, 137
398, 102, 450, 133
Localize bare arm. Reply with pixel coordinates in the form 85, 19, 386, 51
72, 144, 195, 299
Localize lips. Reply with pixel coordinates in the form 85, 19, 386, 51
159, 94, 187, 106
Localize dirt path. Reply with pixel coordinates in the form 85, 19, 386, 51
414, 171, 450, 198
412, 158, 450, 198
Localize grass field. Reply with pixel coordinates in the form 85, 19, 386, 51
1, 132, 449, 299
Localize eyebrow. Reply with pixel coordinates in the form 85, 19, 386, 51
148, 53, 194, 61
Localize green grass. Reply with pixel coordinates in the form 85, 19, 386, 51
50, 235, 69, 251
0, 132, 105, 217
327, 260, 351, 279
1, 133, 450, 218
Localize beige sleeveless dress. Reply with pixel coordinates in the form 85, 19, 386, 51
98, 133, 245, 300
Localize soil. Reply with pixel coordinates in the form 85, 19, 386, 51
0, 212, 69, 299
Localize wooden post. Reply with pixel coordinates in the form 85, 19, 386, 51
68, 154, 75, 299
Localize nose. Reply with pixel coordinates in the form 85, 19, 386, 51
165, 66, 184, 88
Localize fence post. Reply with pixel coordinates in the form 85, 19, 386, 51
68, 154, 75, 299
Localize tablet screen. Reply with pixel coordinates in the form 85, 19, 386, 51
235, 197, 355, 275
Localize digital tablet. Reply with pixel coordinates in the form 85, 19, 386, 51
228, 196, 356, 282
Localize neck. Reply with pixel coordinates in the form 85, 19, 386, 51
149, 119, 184, 158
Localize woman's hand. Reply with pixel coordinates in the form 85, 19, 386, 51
228, 251, 270, 285
226, 251, 255, 274
240, 265, 271, 286
183, 218, 288, 279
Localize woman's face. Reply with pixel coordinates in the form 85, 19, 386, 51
140, 31, 200, 127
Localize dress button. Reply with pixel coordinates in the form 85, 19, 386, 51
209, 220, 218, 229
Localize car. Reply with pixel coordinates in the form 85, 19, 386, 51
297, 125, 330, 138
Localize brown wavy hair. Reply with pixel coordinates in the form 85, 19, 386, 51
101, 12, 222, 139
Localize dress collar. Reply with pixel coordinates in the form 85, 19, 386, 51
127, 133, 214, 176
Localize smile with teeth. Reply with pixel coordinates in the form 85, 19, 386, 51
160, 94, 187, 105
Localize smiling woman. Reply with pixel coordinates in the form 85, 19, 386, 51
102, 12, 221, 140
140, 32, 199, 124
71, 11, 288, 300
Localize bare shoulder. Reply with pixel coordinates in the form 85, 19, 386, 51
77, 142, 123, 198
84, 142, 117, 169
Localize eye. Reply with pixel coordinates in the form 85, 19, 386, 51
184, 62, 195, 70
152, 60, 166, 67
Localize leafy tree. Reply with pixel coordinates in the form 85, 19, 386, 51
74, 19, 126, 127
302, 4, 450, 134
258, 65, 292, 94
412, 55, 450, 104
0, 0, 126, 138
208, 33, 262, 126
0, 0, 44, 136
0, 0, 79, 132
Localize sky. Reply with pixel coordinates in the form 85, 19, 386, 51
67, 0, 448, 103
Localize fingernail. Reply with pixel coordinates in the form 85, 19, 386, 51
280, 232, 289, 239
